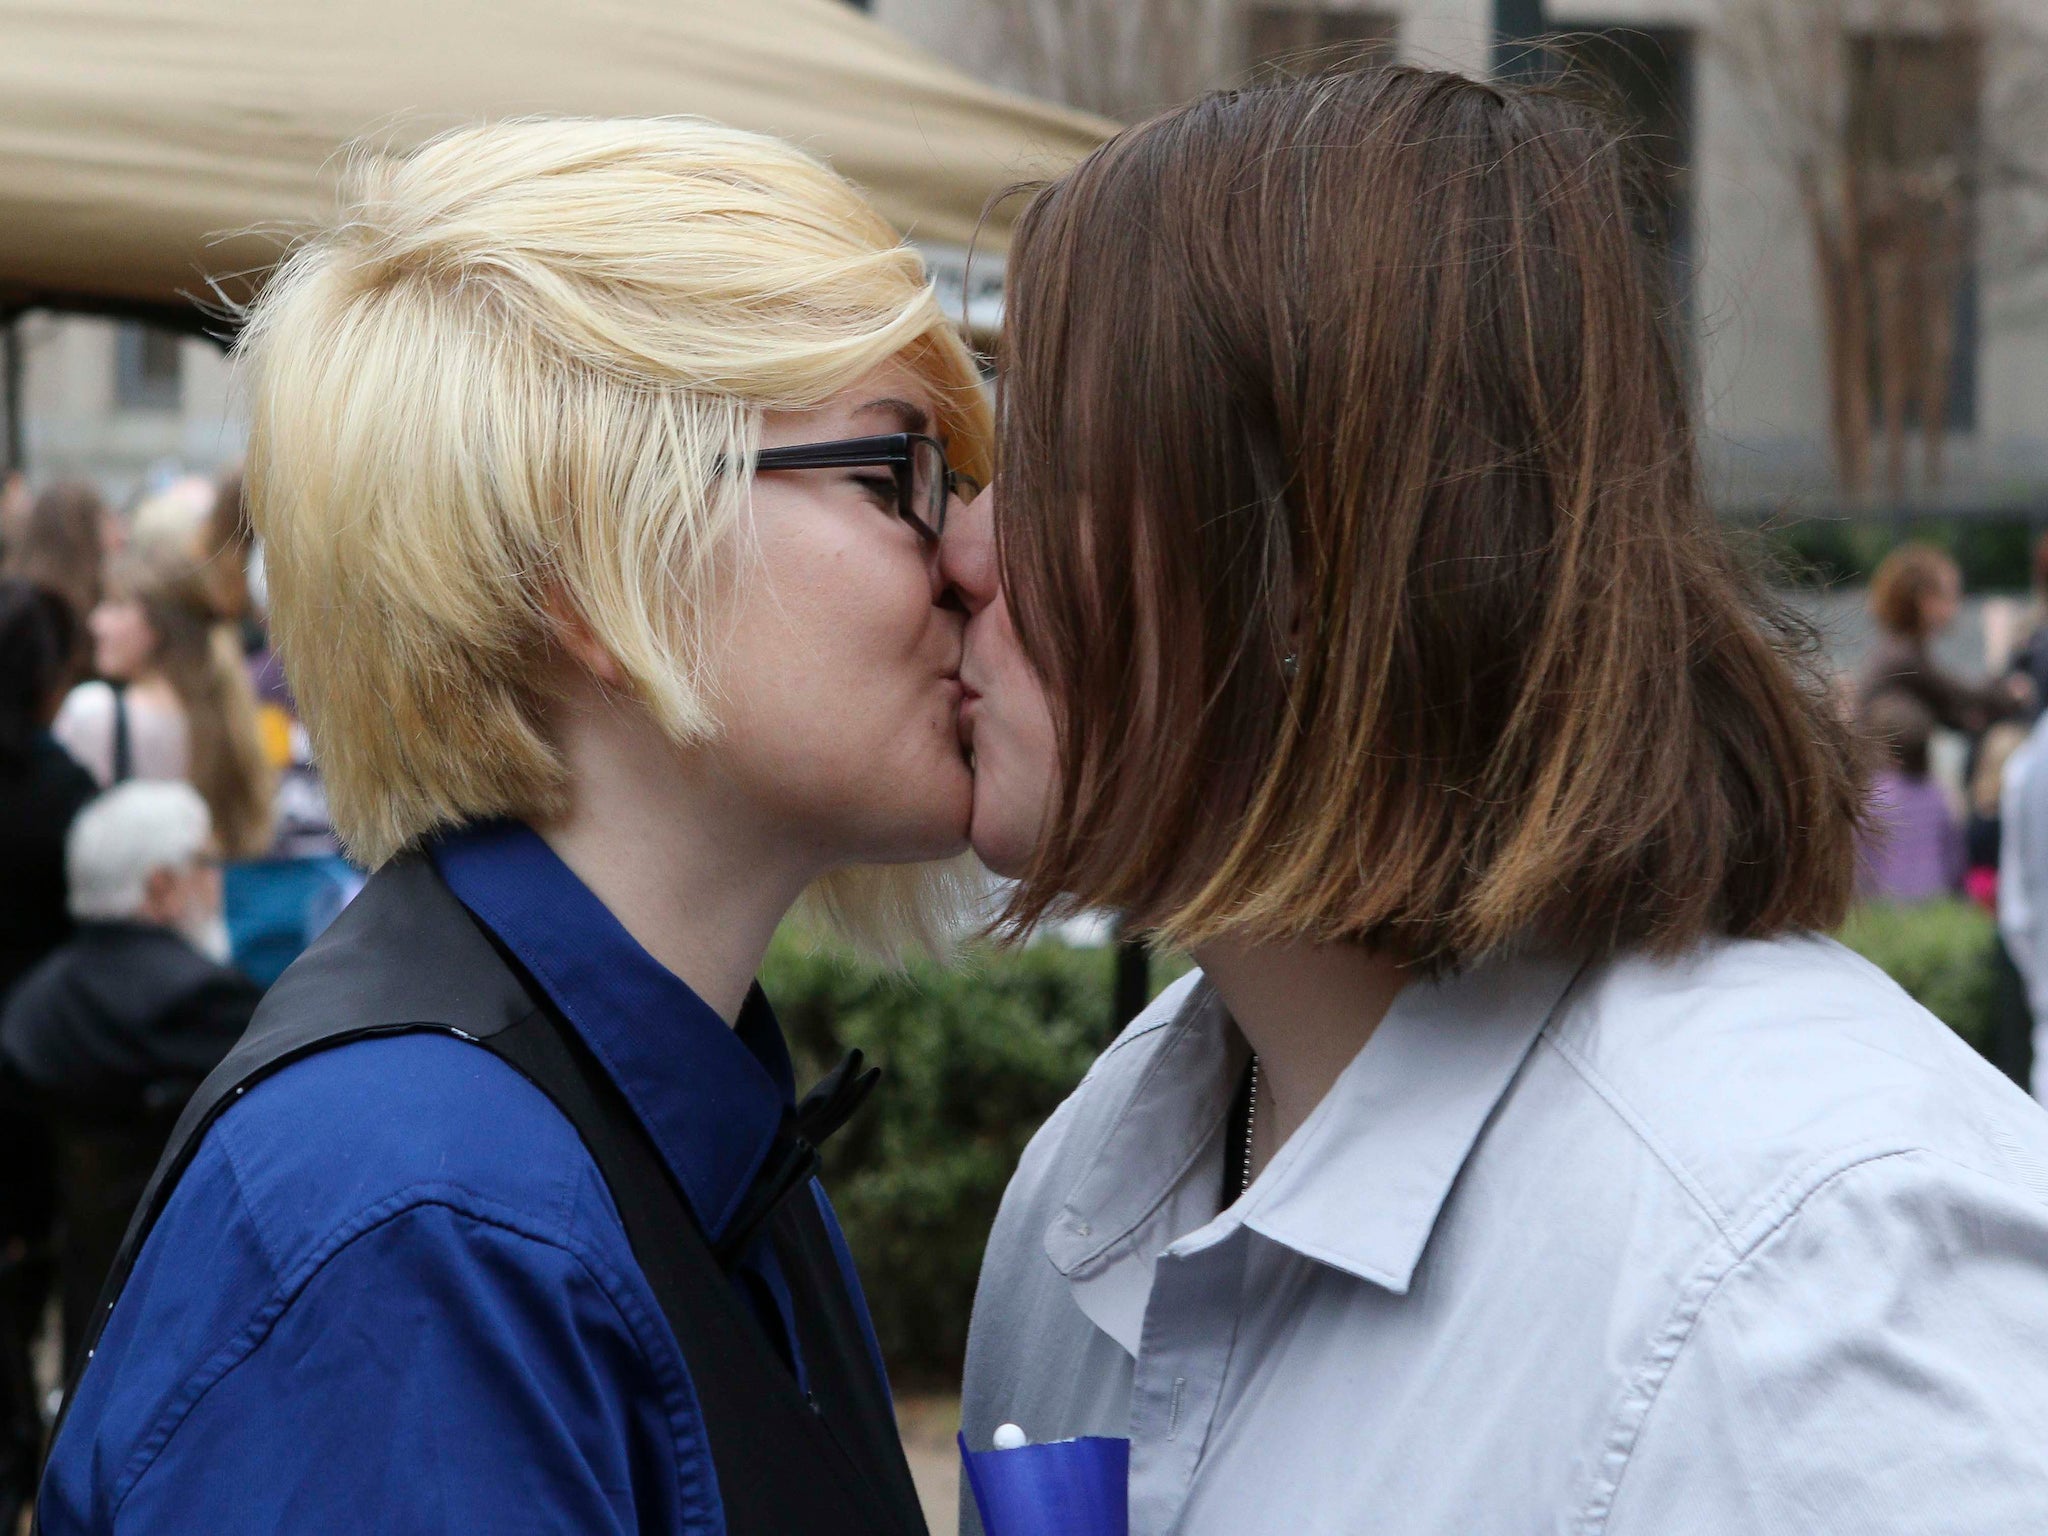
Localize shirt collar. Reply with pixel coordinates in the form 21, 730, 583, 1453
430, 820, 792, 1240
1045, 948, 1587, 1307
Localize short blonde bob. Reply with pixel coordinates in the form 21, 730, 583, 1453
239, 118, 992, 954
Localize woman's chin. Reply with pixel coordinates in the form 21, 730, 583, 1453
968, 803, 1040, 881
876, 775, 976, 863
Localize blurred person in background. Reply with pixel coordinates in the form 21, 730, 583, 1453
1964, 721, 2040, 1094
0, 470, 28, 553
110, 470, 332, 863
52, 545, 274, 857
197, 472, 254, 632
216, 465, 339, 858
0, 580, 99, 1001
954, 66, 2048, 1533
2006, 531, 2048, 714
3, 479, 111, 627
1859, 691, 1966, 903
1858, 541, 2031, 733
0, 781, 257, 1373
2, 480, 112, 686
1999, 705, 2048, 1104
124, 477, 217, 572
0, 577, 97, 1530
130, 474, 257, 639
1967, 722, 2032, 911
138, 465, 349, 983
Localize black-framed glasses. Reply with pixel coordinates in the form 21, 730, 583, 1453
751, 432, 978, 543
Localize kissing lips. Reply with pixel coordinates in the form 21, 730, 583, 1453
957, 685, 982, 769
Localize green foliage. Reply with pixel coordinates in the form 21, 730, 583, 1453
1752, 517, 1899, 588
1753, 514, 2039, 593
1834, 899, 2000, 1051
761, 932, 1186, 1384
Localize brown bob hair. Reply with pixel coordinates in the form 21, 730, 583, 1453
1867, 541, 1959, 641
994, 67, 1866, 969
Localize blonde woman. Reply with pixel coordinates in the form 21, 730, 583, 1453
40, 119, 986, 1536
54, 545, 274, 858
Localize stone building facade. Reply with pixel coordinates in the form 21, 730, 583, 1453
875, 0, 2048, 515
11, 0, 2047, 522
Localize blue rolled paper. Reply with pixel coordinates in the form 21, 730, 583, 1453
957, 1431, 1130, 1536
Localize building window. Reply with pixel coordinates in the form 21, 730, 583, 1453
1244, 5, 1396, 76
1849, 31, 1981, 434
114, 322, 182, 411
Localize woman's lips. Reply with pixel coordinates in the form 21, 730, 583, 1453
957, 689, 982, 755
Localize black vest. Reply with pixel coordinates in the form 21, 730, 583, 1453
48, 857, 929, 1536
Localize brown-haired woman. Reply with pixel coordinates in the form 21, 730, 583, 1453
950, 68, 2048, 1532
53, 547, 274, 858
1, 481, 112, 686
1860, 540, 2029, 734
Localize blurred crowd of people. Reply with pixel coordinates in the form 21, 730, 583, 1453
1852, 536, 2048, 1104
0, 467, 349, 1528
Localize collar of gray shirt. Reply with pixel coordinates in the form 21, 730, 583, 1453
1043, 949, 1587, 1353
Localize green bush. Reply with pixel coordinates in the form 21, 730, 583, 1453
1834, 899, 2000, 1052
761, 932, 1186, 1385
1749, 514, 2038, 593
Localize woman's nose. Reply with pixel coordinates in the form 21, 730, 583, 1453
939, 486, 998, 613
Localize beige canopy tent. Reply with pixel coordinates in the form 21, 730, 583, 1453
0, 0, 1113, 329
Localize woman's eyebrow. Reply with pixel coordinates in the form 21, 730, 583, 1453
853, 396, 931, 435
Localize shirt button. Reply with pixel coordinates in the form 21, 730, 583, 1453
1076, 1221, 1092, 1237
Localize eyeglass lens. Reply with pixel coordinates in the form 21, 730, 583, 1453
910, 437, 945, 537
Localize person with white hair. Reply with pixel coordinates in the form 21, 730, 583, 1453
0, 781, 257, 1370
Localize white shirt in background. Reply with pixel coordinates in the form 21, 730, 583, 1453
51, 679, 189, 789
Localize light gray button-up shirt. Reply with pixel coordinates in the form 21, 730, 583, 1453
1999, 710, 2048, 1102
961, 935, 2048, 1534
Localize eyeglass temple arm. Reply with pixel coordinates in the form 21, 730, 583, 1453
749, 434, 913, 473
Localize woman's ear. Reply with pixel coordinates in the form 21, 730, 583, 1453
542, 588, 630, 691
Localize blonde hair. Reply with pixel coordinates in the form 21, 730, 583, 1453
128, 478, 219, 567
238, 118, 992, 953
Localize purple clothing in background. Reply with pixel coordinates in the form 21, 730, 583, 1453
248, 646, 294, 711
1861, 768, 1965, 902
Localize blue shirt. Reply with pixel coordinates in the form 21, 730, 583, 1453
41, 821, 887, 1535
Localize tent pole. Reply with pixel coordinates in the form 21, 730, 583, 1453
1493, 0, 1547, 79
1, 313, 21, 477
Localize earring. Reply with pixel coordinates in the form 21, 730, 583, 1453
1282, 652, 1298, 680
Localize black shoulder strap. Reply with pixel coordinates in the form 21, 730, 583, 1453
107, 682, 130, 785
41, 858, 926, 1536
479, 1007, 925, 1536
